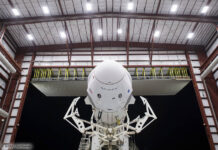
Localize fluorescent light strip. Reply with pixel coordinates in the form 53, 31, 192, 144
60, 31, 66, 39
86, 2, 92, 11
201, 6, 209, 14
97, 29, 102, 36
27, 34, 34, 41
12, 8, 20, 16
154, 30, 160, 37
42, 6, 50, 15
187, 32, 194, 39
117, 29, 122, 34
127, 2, 134, 10
171, 4, 178, 13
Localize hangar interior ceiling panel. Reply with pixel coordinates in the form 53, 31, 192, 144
0, 0, 217, 49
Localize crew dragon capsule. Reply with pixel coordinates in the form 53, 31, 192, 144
64, 61, 157, 150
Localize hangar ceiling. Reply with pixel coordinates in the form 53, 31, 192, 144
0, 0, 217, 52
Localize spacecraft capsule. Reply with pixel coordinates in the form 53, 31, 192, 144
87, 60, 133, 113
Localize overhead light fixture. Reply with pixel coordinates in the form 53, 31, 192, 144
117, 29, 122, 34
97, 29, 102, 36
60, 31, 66, 39
127, 1, 134, 10
154, 30, 160, 37
187, 32, 194, 39
86, 2, 92, 11
27, 34, 34, 41
42, 6, 50, 15
201, 6, 209, 14
12, 8, 20, 16
170, 4, 178, 13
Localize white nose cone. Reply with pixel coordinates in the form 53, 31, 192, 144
94, 60, 125, 84
87, 61, 133, 112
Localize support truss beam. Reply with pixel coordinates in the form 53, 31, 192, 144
18, 41, 205, 52
1, 13, 218, 25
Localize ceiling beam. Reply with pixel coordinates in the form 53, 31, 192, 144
126, 19, 130, 66
90, 19, 94, 66
17, 41, 205, 52
1, 12, 218, 26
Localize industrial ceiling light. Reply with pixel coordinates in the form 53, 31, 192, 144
12, 8, 20, 16
86, 1, 92, 11
154, 30, 160, 37
27, 34, 34, 41
117, 29, 122, 34
201, 6, 209, 14
127, 1, 134, 10
97, 29, 103, 36
170, 4, 178, 13
42, 6, 50, 15
60, 31, 66, 39
187, 32, 194, 39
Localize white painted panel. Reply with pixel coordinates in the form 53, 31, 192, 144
212, 134, 218, 143
129, 61, 150, 65
14, 100, 21, 107
202, 99, 209, 107
4, 134, 11, 143
71, 62, 92, 66
0, 78, 6, 88
18, 84, 25, 91
35, 56, 68, 61
6, 127, 13, 133
191, 61, 200, 67
168, 55, 179, 60
199, 91, 207, 98
0, 68, 9, 79
94, 61, 126, 66
207, 117, 215, 126
71, 52, 91, 55
23, 56, 32, 61
34, 62, 69, 66
21, 62, 30, 68
189, 54, 198, 60
214, 70, 218, 80
207, 38, 218, 57
94, 55, 126, 61
0, 61, 10, 73
20, 77, 27, 83
21, 69, 29, 75
212, 63, 218, 72
11, 109, 18, 117
197, 83, 204, 90
2, 39, 15, 58
8, 118, 16, 126
71, 56, 91, 61
195, 75, 202, 81
210, 127, 217, 133
16, 92, 23, 99
0, 88, 3, 97
204, 108, 212, 116
193, 68, 200, 74
129, 55, 149, 60
216, 145, 218, 150
37, 52, 68, 55
152, 61, 187, 65
177, 55, 186, 60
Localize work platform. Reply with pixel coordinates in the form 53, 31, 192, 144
31, 66, 191, 96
